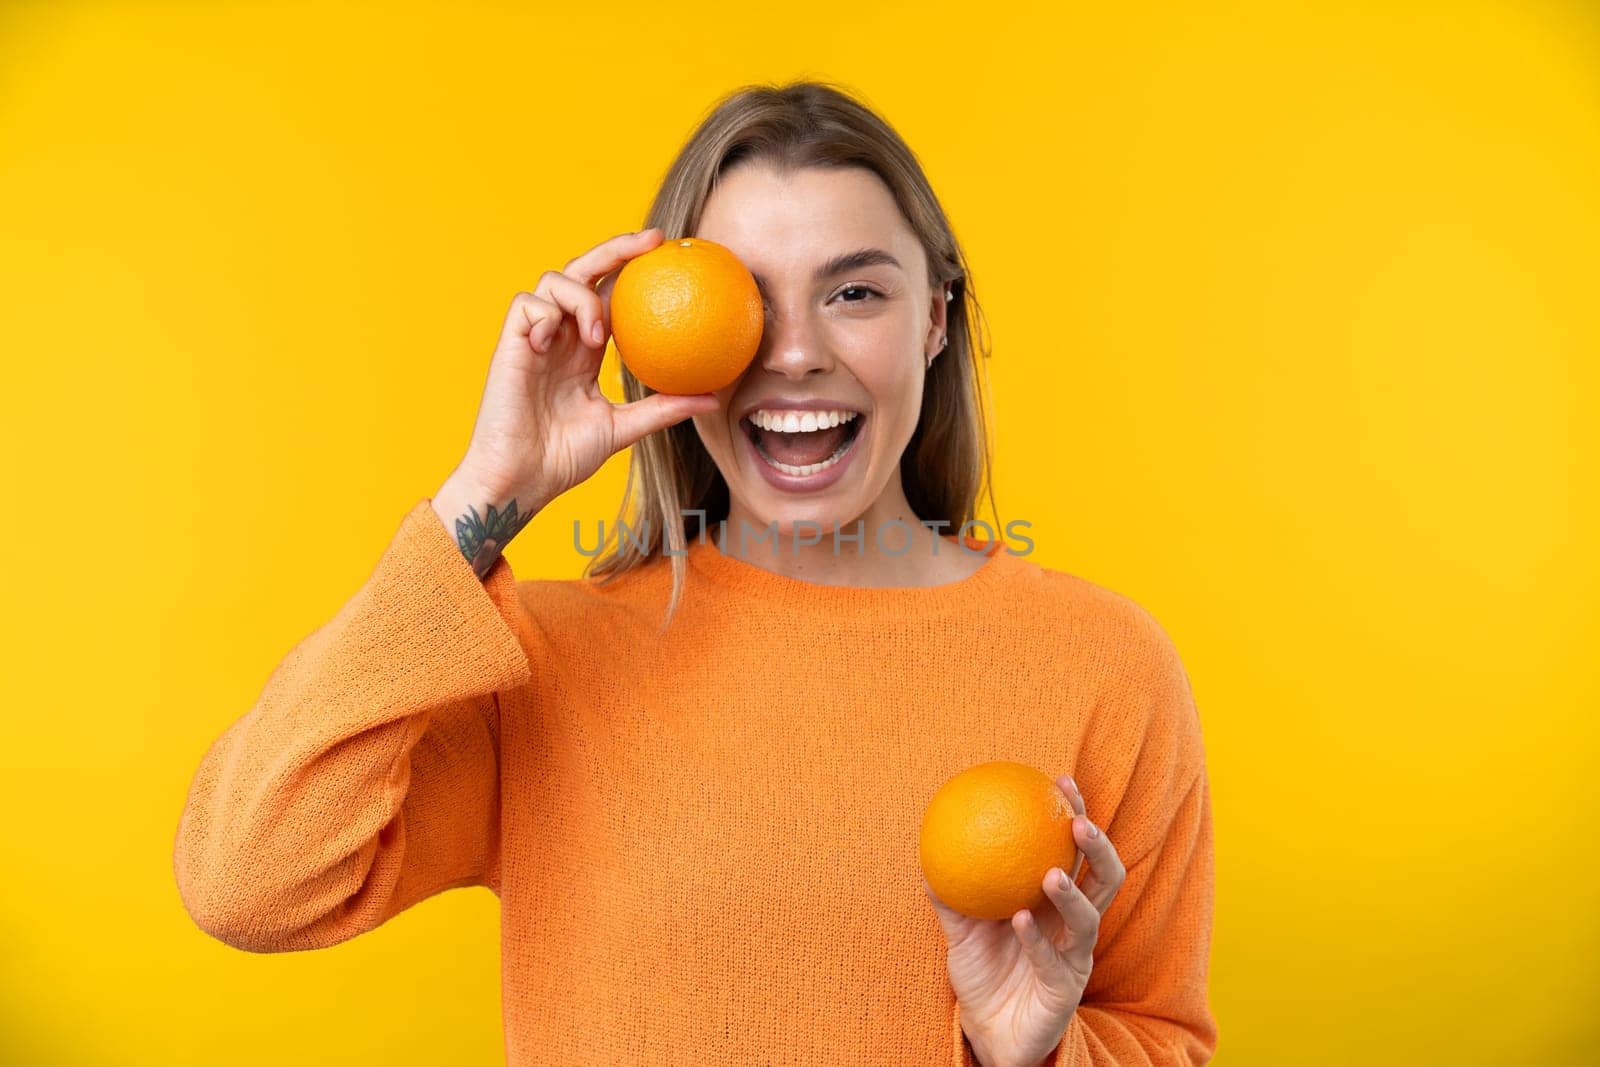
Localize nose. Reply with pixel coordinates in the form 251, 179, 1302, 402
756, 300, 835, 380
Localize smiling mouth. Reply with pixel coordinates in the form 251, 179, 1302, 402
741, 412, 865, 476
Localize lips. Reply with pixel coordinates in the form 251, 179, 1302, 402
738, 408, 867, 492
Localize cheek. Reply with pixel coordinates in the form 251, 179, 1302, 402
837, 321, 921, 399
691, 412, 732, 461
878, 379, 925, 446
696, 383, 745, 446
844, 308, 916, 350
845, 347, 923, 437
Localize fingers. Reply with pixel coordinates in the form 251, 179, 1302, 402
1072, 818, 1125, 914
533, 270, 610, 350
529, 229, 667, 353
609, 392, 719, 452
563, 227, 663, 288
1024, 866, 1098, 984
921, 877, 955, 918
1011, 908, 1075, 991
1012, 876, 1092, 1009
1055, 774, 1126, 915
1058, 774, 1087, 819
1057, 774, 1088, 882
504, 291, 566, 354
920, 877, 973, 941
595, 228, 663, 312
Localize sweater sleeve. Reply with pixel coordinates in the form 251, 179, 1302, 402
172, 497, 536, 953
955, 616, 1219, 1066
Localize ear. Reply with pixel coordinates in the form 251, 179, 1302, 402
926, 283, 950, 366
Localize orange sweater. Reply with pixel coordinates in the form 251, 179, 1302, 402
174, 498, 1218, 1065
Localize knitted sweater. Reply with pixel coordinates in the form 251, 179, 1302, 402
173, 498, 1218, 1065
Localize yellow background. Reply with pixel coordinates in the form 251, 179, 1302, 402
2, 0, 1596, 1063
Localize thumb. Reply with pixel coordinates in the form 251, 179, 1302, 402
611, 392, 719, 451
922, 878, 968, 936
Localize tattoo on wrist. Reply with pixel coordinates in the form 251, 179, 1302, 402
452, 498, 536, 579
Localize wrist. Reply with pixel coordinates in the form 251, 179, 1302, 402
961, 1022, 1054, 1067
451, 458, 549, 512
431, 469, 542, 577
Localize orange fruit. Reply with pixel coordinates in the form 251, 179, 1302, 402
919, 761, 1078, 921
609, 236, 764, 395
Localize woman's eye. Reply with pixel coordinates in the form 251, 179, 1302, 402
837, 285, 880, 303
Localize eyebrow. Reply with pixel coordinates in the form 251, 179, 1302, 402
749, 247, 903, 293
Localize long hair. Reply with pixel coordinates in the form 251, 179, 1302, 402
586, 79, 1000, 630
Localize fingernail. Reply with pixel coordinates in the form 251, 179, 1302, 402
1076, 815, 1098, 838
1066, 775, 1080, 797
1052, 867, 1068, 889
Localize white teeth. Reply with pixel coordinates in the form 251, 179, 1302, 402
769, 455, 836, 476
748, 408, 858, 432
745, 407, 863, 477
745, 409, 864, 476
761, 441, 851, 476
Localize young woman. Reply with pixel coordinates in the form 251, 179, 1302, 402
175, 81, 1217, 1067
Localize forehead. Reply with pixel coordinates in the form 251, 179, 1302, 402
695, 163, 923, 282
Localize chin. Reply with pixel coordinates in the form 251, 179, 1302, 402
733, 489, 865, 542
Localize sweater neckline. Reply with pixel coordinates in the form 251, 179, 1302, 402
685, 530, 1023, 614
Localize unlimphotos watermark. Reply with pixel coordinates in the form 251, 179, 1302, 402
571, 511, 1035, 558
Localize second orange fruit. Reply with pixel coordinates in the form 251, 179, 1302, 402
610, 236, 764, 396
919, 760, 1079, 921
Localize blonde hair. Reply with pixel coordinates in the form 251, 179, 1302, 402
587, 78, 1000, 630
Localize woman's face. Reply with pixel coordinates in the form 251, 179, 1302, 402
691, 162, 947, 538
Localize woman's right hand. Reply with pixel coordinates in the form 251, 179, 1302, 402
453, 227, 721, 513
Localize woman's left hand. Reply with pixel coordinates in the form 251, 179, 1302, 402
922, 774, 1127, 1067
